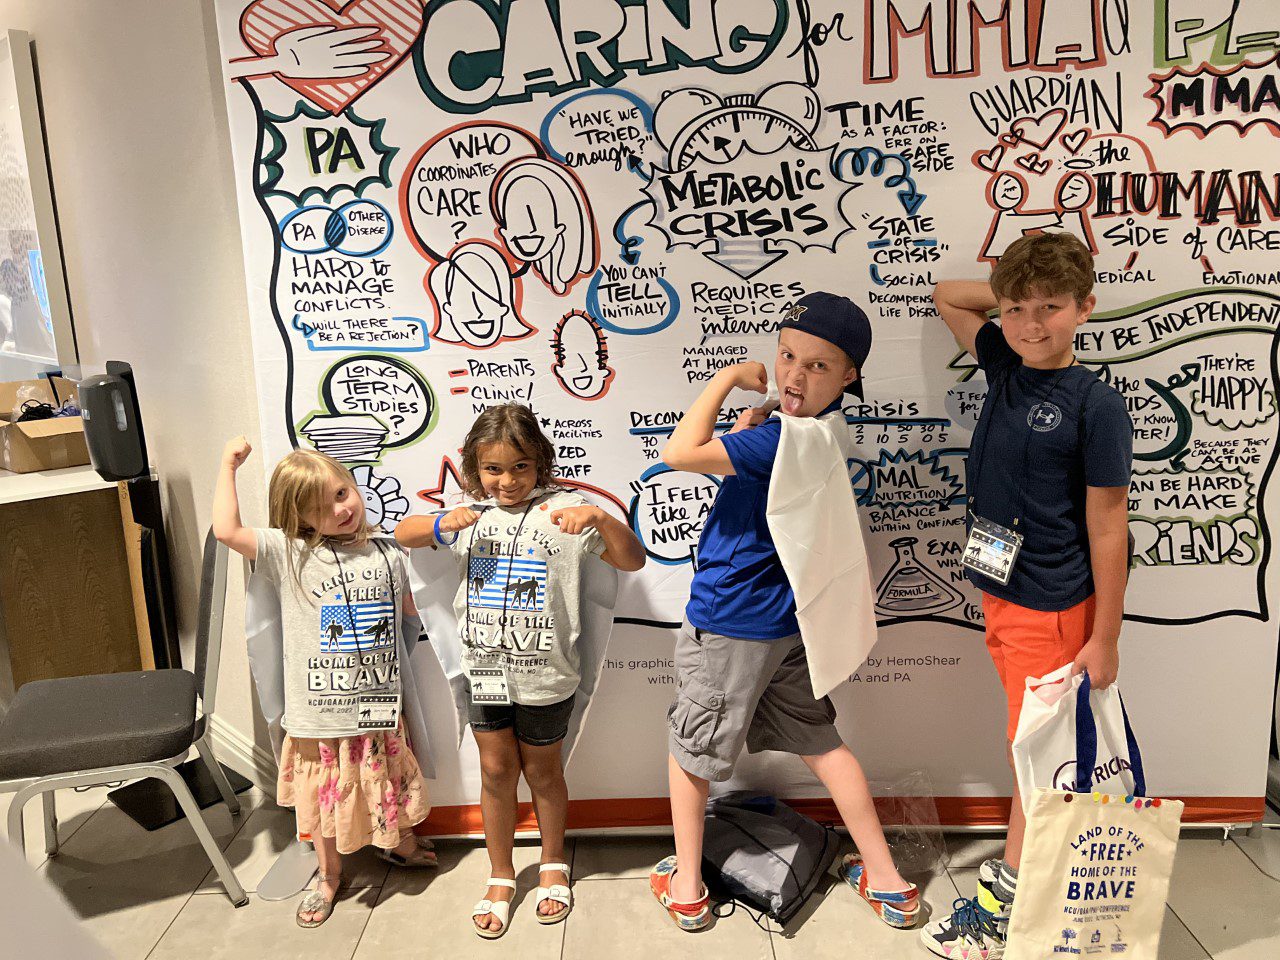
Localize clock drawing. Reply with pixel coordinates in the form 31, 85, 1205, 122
653, 82, 823, 169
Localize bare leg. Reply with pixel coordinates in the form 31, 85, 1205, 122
668, 753, 711, 903
474, 729, 522, 933
519, 739, 570, 917
803, 745, 912, 893
299, 834, 341, 923
1004, 741, 1025, 869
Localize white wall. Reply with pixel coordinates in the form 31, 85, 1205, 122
0, 0, 273, 778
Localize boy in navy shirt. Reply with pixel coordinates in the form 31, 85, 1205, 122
649, 292, 919, 933
925, 234, 1133, 960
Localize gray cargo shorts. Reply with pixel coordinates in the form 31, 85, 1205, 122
667, 618, 843, 782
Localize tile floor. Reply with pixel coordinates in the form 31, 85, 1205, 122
5, 785, 1279, 959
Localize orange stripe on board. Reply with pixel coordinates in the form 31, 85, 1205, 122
415, 795, 1267, 836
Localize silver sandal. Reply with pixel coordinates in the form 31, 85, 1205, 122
296, 872, 343, 928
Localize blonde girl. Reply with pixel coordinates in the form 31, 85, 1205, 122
214, 437, 434, 928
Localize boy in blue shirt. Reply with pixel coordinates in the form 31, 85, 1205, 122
924, 233, 1133, 960
649, 292, 919, 932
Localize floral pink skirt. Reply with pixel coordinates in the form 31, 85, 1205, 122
277, 722, 430, 855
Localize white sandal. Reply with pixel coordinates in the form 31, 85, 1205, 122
534, 862, 573, 925
473, 877, 517, 940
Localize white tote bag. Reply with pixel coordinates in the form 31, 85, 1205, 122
1012, 665, 1141, 811
1006, 670, 1183, 960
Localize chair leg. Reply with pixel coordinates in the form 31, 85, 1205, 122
42, 791, 58, 857
6, 788, 29, 852
151, 764, 249, 907
195, 733, 241, 817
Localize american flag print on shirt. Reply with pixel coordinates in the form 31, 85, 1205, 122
467, 543, 547, 612
319, 596, 396, 653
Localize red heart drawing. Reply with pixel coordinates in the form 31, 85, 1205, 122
974, 144, 1006, 172
1000, 134, 1019, 147
1061, 129, 1090, 155
1015, 152, 1052, 176
1009, 109, 1068, 150
240, 0, 425, 115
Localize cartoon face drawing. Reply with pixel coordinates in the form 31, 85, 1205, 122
990, 172, 1027, 211
1057, 172, 1094, 211
350, 465, 410, 532
427, 241, 531, 347
492, 158, 596, 296
551, 310, 615, 400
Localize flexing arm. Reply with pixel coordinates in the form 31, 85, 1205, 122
394, 506, 481, 548
1074, 485, 1130, 689
662, 362, 767, 475
932, 280, 997, 359
212, 436, 258, 560
550, 506, 646, 572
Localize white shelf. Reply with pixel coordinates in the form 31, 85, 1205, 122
0, 463, 117, 505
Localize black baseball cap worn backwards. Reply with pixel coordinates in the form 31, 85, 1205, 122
778, 291, 873, 399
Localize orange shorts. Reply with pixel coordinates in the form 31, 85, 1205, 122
983, 592, 1095, 741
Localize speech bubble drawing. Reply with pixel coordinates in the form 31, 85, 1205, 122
1129, 466, 1255, 524
627, 466, 720, 565
292, 314, 428, 352
280, 199, 394, 257
320, 354, 437, 448
585, 262, 679, 336
944, 383, 987, 433
540, 88, 660, 180
261, 101, 396, 206
400, 122, 542, 262
1191, 365, 1277, 429
642, 144, 855, 279
1147, 55, 1280, 139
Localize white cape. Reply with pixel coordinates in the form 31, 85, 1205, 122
407, 525, 618, 767
765, 408, 879, 699
245, 542, 436, 778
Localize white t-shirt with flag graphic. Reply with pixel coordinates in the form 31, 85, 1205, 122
255, 528, 407, 738
449, 489, 606, 705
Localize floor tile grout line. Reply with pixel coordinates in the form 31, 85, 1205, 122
1167, 903, 1214, 960
140, 887, 199, 960
349, 890, 379, 960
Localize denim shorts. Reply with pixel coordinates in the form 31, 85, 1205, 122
465, 683, 576, 747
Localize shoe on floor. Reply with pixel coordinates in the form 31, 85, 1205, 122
920, 873, 1011, 959
649, 856, 711, 932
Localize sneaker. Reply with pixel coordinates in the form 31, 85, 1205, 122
920, 874, 1011, 959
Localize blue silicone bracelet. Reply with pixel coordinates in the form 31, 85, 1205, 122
434, 513, 459, 545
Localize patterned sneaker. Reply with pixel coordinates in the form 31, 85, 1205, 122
836, 854, 920, 928
649, 856, 711, 932
920, 873, 1011, 959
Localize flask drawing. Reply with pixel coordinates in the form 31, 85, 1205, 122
875, 536, 964, 616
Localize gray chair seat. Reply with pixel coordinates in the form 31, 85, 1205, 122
0, 670, 196, 779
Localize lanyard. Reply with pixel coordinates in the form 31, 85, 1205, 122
463, 497, 537, 649
967, 359, 1077, 529
328, 539, 397, 662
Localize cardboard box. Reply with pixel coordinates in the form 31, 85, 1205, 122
0, 377, 89, 473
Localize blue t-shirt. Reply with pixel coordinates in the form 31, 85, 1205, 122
966, 322, 1133, 610
686, 398, 842, 640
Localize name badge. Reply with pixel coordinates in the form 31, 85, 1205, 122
356, 693, 400, 731
468, 665, 511, 705
962, 515, 1024, 586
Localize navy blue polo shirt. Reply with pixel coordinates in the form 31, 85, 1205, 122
966, 323, 1133, 610
686, 398, 843, 640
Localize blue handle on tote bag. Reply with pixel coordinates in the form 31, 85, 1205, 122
1072, 670, 1146, 796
